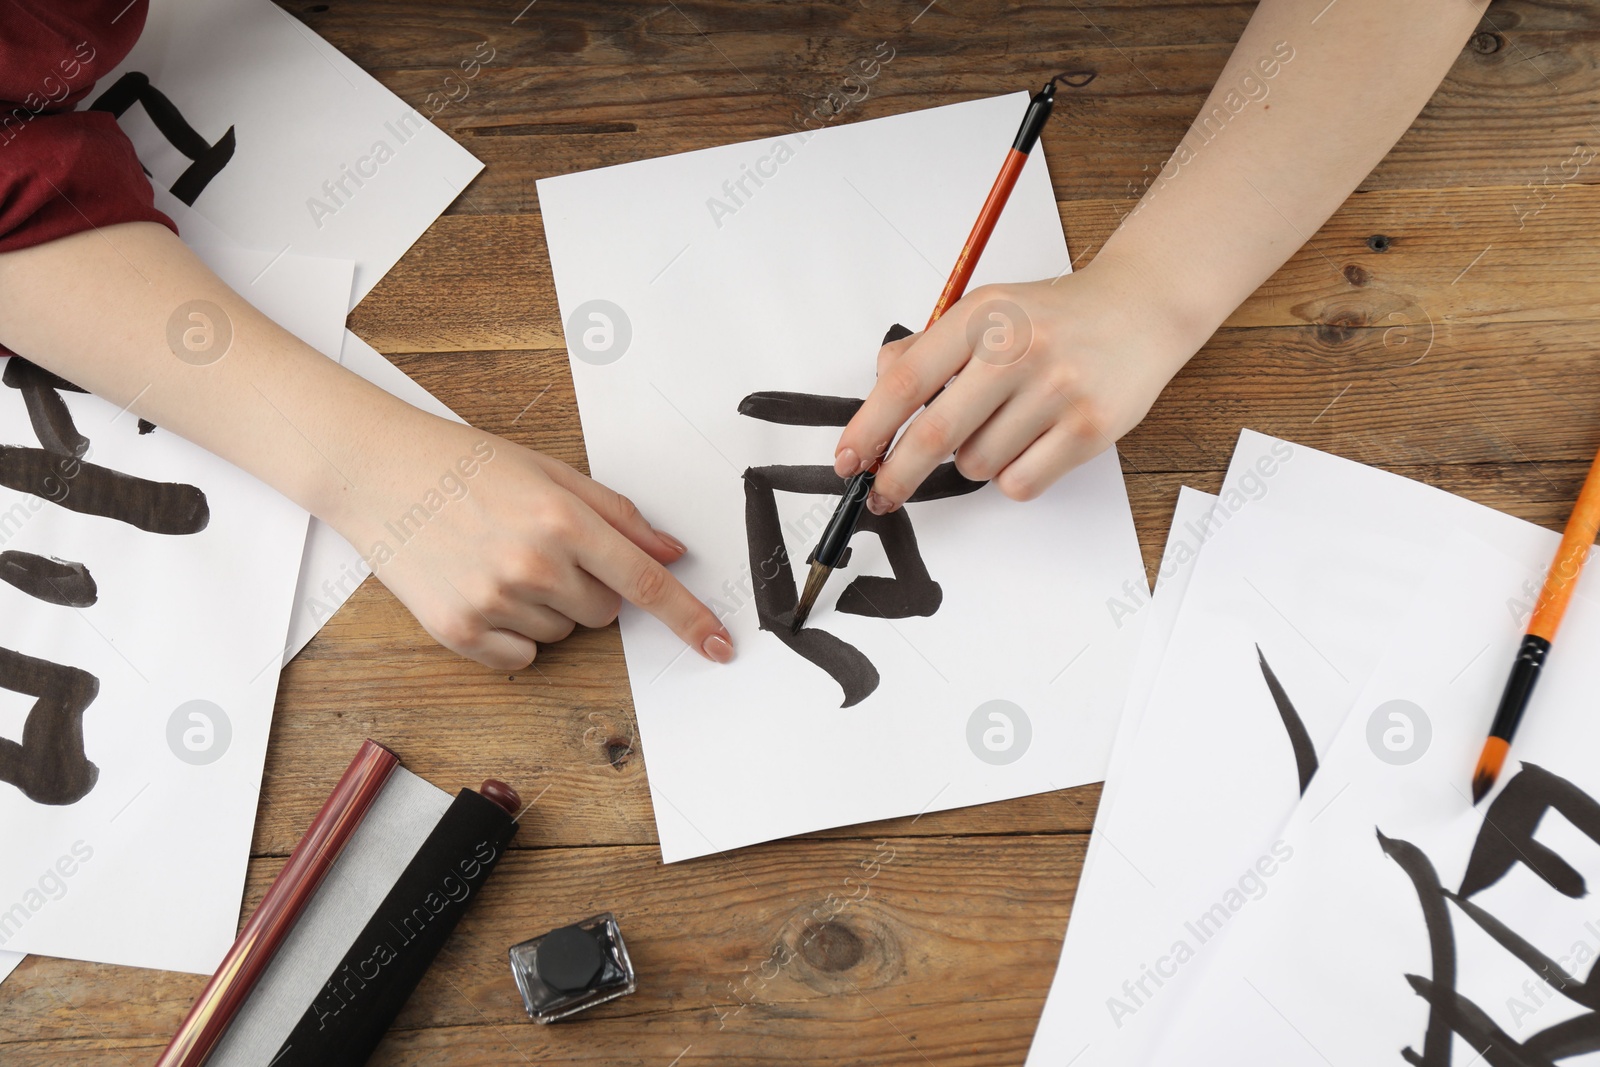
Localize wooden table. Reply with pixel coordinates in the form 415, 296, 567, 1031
6, 2, 1598, 1063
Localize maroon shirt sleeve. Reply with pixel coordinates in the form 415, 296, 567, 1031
0, 0, 176, 255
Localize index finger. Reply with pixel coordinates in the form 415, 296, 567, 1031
575, 516, 733, 664
834, 313, 972, 477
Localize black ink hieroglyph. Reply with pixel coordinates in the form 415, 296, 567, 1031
0, 357, 209, 532
88, 72, 236, 206
1257, 646, 1318, 796
0, 551, 97, 607
0, 358, 210, 805
3, 357, 88, 458
0, 447, 209, 533
0, 645, 99, 805
1385, 762, 1600, 1064
737, 325, 983, 707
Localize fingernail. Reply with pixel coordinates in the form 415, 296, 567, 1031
654, 528, 687, 555
701, 632, 734, 664
866, 491, 891, 515
834, 447, 858, 478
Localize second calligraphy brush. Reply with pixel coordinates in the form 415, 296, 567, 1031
793, 72, 1093, 631
1470, 443, 1600, 803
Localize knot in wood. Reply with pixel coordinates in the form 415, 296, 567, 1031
799, 920, 864, 973
605, 736, 634, 770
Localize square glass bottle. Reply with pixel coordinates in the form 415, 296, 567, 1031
509, 912, 637, 1023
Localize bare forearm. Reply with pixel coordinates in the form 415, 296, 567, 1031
1101, 0, 1489, 343
0, 222, 732, 667
0, 221, 446, 528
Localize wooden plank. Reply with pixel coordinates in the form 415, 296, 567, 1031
1123, 318, 1600, 471
348, 183, 1600, 353
0, 835, 1083, 1067
1076, 183, 1600, 330
286, 1, 1600, 209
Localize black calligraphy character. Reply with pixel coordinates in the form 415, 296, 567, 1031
1, 358, 209, 533
738, 324, 984, 707
0, 551, 96, 607
0, 358, 209, 804
88, 72, 235, 205
0, 647, 99, 805
1384, 762, 1600, 1064
1257, 645, 1318, 795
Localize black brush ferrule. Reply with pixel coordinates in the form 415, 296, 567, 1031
1487, 634, 1551, 740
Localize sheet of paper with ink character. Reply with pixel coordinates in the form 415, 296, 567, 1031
0, 389, 302, 967
1149, 529, 1600, 1065
1025, 430, 1556, 1066
0, 242, 356, 974
95, 0, 483, 307
538, 93, 1148, 862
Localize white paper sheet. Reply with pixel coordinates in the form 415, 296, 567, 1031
1094, 486, 1220, 823
1014, 487, 1216, 1060
0, 949, 20, 986
97, 0, 483, 307
1025, 430, 1554, 1066
0, 380, 305, 973
188, 242, 353, 362
1149, 529, 1600, 1064
537, 93, 1148, 862
283, 330, 466, 662
0, 237, 363, 975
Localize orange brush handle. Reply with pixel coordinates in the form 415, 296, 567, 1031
925, 147, 1029, 329
1529, 447, 1600, 641
1473, 447, 1600, 802
861, 145, 1031, 478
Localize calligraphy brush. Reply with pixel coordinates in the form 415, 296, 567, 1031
792, 71, 1094, 632
1471, 443, 1600, 803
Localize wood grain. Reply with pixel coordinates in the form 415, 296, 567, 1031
2, 836, 1083, 1066
296, 1, 1600, 209
5, 0, 1600, 1064
348, 185, 1600, 352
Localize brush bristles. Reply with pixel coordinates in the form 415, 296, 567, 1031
1471, 771, 1495, 806
1471, 737, 1510, 804
792, 561, 831, 632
